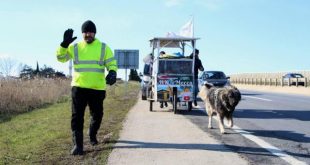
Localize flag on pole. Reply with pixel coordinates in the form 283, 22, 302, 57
179, 17, 194, 37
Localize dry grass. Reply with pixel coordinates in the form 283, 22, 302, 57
0, 78, 71, 115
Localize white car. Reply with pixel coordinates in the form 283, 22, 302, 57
282, 73, 305, 86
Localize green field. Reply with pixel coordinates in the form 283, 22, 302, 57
0, 81, 140, 164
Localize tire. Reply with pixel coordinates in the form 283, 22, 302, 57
173, 95, 177, 114
173, 87, 177, 114
149, 100, 153, 111
142, 95, 147, 100
188, 101, 192, 111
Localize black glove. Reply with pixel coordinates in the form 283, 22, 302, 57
60, 29, 77, 48
106, 70, 117, 85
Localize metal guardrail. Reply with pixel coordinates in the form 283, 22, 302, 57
231, 78, 308, 87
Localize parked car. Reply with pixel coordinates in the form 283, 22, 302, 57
198, 71, 230, 88
283, 73, 305, 86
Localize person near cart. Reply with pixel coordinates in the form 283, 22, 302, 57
159, 51, 169, 108
190, 49, 204, 106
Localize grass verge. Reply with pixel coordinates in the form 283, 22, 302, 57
0, 81, 140, 164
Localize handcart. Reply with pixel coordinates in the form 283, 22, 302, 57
143, 37, 200, 114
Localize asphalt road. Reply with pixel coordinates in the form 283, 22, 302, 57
184, 89, 310, 165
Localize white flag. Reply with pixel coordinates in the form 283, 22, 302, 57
179, 18, 193, 37
166, 32, 178, 37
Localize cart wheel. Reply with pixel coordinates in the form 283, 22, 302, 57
142, 95, 147, 100
173, 87, 177, 114
173, 95, 177, 114
188, 101, 192, 111
149, 100, 153, 111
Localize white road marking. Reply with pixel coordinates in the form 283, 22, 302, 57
243, 95, 272, 102
197, 105, 307, 165
233, 125, 307, 165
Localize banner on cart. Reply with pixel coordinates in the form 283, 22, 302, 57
157, 75, 193, 101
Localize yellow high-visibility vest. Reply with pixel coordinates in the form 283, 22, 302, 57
56, 38, 118, 90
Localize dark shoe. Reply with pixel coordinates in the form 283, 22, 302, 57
71, 145, 83, 155
164, 102, 168, 107
193, 100, 197, 106
71, 131, 83, 155
160, 102, 163, 108
90, 136, 98, 146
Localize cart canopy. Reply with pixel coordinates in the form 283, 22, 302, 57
150, 37, 200, 48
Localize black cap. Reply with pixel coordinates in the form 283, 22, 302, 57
81, 20, 96, 33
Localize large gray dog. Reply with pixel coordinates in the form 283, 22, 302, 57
198, 83, 241, 134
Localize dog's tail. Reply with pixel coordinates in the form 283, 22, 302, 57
198, 86, 207, 101
205, 82, 214, 88
198, 82, 214, 101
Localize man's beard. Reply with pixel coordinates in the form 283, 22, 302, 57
85, 37, 94, 43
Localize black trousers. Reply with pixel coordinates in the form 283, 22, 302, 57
71, 86, 106, 136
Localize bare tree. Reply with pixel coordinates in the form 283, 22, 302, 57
16, 63, 25, 77
0, 57, 17, 77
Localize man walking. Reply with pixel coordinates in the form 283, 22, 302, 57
56, 20, 118, 155
191, 49, 204, 106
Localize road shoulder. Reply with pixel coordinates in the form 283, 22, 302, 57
107, 99, 248, 165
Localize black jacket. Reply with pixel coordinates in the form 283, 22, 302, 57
194, 58, 204, 79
